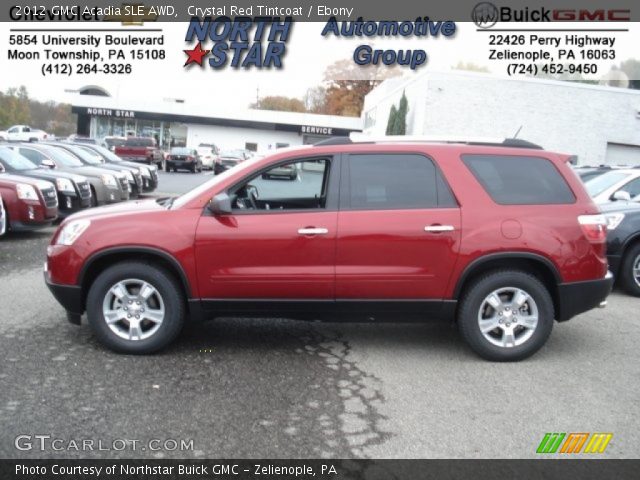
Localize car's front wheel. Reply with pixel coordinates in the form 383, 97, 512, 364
86, 262, 185, 354
620, 243, 640, 297
457, 270, 554, 362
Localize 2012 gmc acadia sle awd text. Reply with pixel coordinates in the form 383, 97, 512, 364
44, 138, 613, 361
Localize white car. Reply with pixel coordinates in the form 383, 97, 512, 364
0, 193, 6, 236
0, 125, 49, 143
585, 169, 640, 204
195, 143, 220, 170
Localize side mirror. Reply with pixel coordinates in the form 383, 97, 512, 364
612, 191, 632, 202
208, 193, 232, 215
41, 159, 55, 169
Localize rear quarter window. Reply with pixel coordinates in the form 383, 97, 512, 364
462, 154, 576, 205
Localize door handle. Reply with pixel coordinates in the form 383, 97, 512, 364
425, 225, 455, 233
298, 227, 328, 235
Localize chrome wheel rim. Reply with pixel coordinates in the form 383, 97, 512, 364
477, 287, 539, 348
634, 255, 640, 288
102, 279, 165, 341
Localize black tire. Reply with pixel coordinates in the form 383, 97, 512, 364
457, 270, 554, 362
620, 243, 640, 297
86, 262, 185, 354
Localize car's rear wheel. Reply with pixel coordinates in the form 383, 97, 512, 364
457, 270, 554, 362
620, 243, 640, 297
86, 262, 185, 354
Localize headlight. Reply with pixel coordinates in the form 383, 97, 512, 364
56, 219, 90, 246
55, 178, 74, 193
16, 183, 38, 201
604, 213, 625, 231
100, 174, 117, 189
122, 170, 134, 182
139, 166, 151, 177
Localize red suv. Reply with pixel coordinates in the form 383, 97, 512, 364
45, 139, 613, 361
0, 173, 58, 231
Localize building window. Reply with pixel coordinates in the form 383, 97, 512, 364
245, 142, 258, 152
276, 143, 290, 149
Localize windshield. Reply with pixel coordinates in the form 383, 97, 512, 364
0, 147, 37, 171
171, 157, 260, 209
62, 145, 103, 165
79, 144, 122, 162
39, 146, 84, 167
585, 171, 632, 197
220, 150, 243, 158
171, 147, 192, 155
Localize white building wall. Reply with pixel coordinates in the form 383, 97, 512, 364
186, 123, 303, 152
363, 71, 640, 165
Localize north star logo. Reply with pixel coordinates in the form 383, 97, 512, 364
184, 42, 210, 67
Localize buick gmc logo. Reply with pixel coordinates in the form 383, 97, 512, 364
472, 2, 499, 29
471, 2, 630, 27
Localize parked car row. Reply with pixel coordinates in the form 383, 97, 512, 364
0, 142, 158, 233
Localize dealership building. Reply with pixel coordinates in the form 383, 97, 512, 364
70, 86, 361, 152
362, 71, 640, 166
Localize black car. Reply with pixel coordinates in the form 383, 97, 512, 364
165, 147, 202, 173
214, 149, 250, 175
602, 201, 640, 296
0, 146, 92, 218
74, 143, 158, 194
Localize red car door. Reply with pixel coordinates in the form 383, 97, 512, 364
336, 153, 461, 300
194, 156, 339, 304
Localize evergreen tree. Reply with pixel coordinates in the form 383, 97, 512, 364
385, 105, 397, 135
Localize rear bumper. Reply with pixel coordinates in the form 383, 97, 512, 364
44, 269, 83, 315
556, 271, 614, 322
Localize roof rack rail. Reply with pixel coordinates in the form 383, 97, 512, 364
318, 133, 544, 150
313, 137, 355, 146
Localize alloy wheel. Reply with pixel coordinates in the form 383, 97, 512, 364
102, 278, 165, 341
477, 287, 539, 348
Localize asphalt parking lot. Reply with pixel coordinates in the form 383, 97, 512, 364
0, 171, 639, 459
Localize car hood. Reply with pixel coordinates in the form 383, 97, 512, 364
64, 165, 122, 179
15, 168, 86, 183
66, 198, 165, 222
0, 173, 54, 189
600, 201, 640, 214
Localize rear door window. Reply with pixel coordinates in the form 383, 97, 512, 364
462, 155, 575, 205
346, 154, 456, 210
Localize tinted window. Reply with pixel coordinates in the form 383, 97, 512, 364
462, 155, 575, 205
348, 154, 442, 209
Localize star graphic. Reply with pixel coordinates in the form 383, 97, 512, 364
183, 42, 210, 67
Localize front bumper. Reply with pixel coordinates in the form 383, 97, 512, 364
141, 173, 158, 193
44, 267, 83, 315
556, 271, 614, 322
57, 193, 91, 219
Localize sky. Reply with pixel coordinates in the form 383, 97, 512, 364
0, 22, 638, 108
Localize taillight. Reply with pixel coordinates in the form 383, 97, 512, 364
578, 215, 607, 243
167, 155, 172, 160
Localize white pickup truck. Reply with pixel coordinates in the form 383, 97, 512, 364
0, 125, 49, 142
